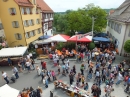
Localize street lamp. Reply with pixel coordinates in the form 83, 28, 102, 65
92, 17, 95, 37
75, 31, 78, 51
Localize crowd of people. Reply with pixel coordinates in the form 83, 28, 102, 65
1, 43, 130, 97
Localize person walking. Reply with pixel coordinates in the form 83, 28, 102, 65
26, 60, 31, 73
80, 64, 85, 75
12, 66, 19, 79
84, 82, 89, 91
18, 62, 23, 73
73, 65, 76, 75
69, 72, 74, 85
2, 71, 9, 84
42, 61, 47, 70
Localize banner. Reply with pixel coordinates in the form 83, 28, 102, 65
77, 32, 92, 40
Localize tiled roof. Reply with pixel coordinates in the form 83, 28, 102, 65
108, 0, 130, 23
109, 10, 115, 15
15, 0, 33, 7
36, 0, 53, 13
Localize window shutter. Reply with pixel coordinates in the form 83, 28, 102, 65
25, 33, 28, 38
16, 21, 19, 28
13, 8, 16, 14
24, 21, 27, 27
36, 19, 38, 24
8, 8, 11, 14
12, 22, 15, 28
28, 20, 30, 26
19, 34, 22, 40
30, 31, 33, 37
26, 8, 29, 14
21, 8, 24, 14
15, 34, 18, 40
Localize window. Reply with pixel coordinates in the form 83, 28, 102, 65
36, 9, 39, 14
12, 21, 19, 28
15, 33, 22, 40
21, 8, 27, 15
9, 8, 16, 15
118, 24, 122, 34
36, 19, 40, 24
44, 24, 48, 29
25, 32, 30, 38
24, 20, 29, 27
37, 28, 41, 34
31, 30, 35, 36
0, 23, 4, 30
31, 19, 34, 25
28, 20, 34, 26
44, 14, 46, 19
46, 14, 48, 18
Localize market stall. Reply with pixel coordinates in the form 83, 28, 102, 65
0, 47, 27, 57
68, 35, 92, 42
93, 37, 110, 42
78, 36, 92, 42
0, 84, 20, 97
34, 34, 70, 45
54, 80, 90, 97
0, 47, 28, 66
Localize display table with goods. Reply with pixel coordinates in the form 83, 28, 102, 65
54, 80, 90, 97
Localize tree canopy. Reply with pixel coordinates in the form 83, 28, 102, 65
124, 40, 130, 53
53, 3, 107, 36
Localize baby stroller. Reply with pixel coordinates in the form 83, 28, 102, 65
10, 74, 16, 83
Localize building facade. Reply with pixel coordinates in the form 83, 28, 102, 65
37, 0, 54, 36
106, 0, 130, 55
0, 0, 43, 47
0, 18, 5, 43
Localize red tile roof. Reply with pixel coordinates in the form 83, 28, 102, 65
109, 10, 115, 15
36, 0, 53, 13
15, 0, 33, 7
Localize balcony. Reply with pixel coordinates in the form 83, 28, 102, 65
50, 18, 53, 21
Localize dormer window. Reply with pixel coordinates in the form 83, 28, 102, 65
21, 8, 27, 15
9, 8, 16, 15
36, 9, 39, 14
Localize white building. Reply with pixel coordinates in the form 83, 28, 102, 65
37, 0, 54, 37
106, 0, 130, 55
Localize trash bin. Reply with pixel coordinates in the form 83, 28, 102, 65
50, 91, 53, 97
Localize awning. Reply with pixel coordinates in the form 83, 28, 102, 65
47, 34, 70, 42
93, 37, 110, 42
0, 84, 20, 97
0, 47, 27, 57
68, 35, 92, 42
78, 36, 92, 42
94, 33, 108, 37
39, 35, 51, 40
67, 35, 80, 42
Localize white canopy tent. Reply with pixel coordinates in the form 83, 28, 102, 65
0, 84, 20, 97
34, 34, 70, 44
0, 47, 28, 57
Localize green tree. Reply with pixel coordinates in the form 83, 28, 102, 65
53, 3, 107, 36
124, 40, 130, 53
88, 42, 95, 50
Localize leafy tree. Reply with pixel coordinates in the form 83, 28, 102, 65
88, 42, 95, 50
53, 3, 107, 36
124, 40, 130, 53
